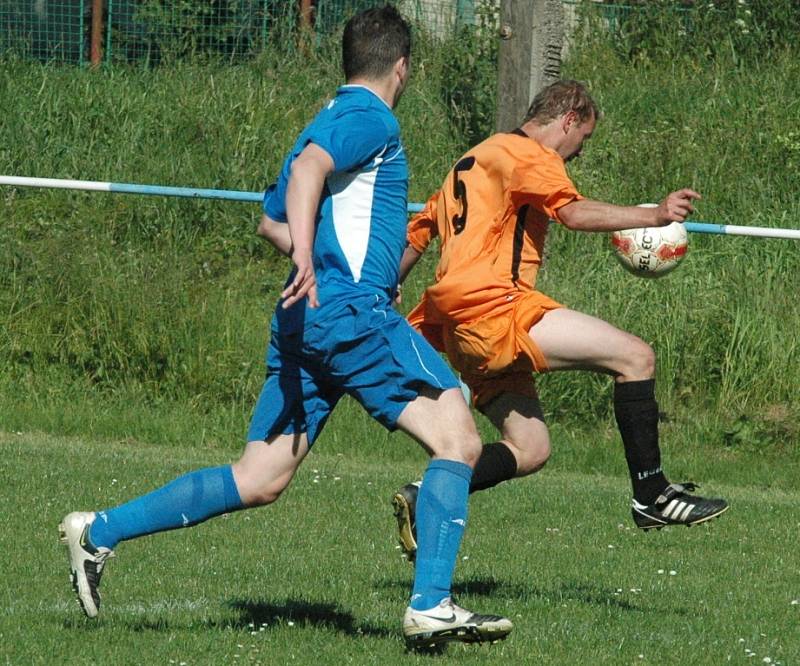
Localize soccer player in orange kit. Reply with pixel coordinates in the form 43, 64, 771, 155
392, 80, 728, 561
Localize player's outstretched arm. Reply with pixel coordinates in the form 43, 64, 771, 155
658, 188, 702, 224
282, 143, 335, 309
557, 188, 701, 232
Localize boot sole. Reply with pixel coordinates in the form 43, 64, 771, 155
392, 493, 417, 563
635, 504, 729, 530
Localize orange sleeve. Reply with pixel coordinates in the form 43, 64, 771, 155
509, 149, 582, 222
406, 191, 440, 253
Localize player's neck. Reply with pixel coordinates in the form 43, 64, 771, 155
345, 76, 399, 109
516, 120, 564, 157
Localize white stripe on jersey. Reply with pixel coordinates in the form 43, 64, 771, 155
328, 166, 380, 283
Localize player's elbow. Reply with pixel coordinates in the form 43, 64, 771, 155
556, 200, 593, 231
556, 207, 582, 231
560, 217, 583, 231
257, 214, 279, 240
256, 215, 269, 238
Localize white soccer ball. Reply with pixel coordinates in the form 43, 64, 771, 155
611, 206, 688, 278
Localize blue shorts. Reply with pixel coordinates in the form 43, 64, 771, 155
247, 294, 459, 445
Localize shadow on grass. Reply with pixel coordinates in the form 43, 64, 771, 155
541, 580, 689, 615
378, 576, 529, 599
221, 598, 394, 637
62, 598, 395, 638
379, 576, 689, 615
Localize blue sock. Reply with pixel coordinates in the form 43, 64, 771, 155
89, 465, 244, 550
410, 459, 472, 611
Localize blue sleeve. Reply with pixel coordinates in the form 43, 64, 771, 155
261, 103, 393, 219
262, 183, 287, 222
308, 109, 390, 173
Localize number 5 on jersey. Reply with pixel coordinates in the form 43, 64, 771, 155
451, 156, 475, 234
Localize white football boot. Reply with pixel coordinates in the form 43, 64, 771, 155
403, 597, 513, 648
59, 511, 115, 618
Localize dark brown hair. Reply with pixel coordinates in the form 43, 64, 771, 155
342, 5, 411, 81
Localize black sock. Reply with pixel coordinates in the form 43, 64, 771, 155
470, 442, 517, 493
613, 379, 669, 504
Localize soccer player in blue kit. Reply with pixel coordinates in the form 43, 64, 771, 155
59, 5, 512, 648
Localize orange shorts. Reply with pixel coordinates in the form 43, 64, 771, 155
409, 290, 562, 408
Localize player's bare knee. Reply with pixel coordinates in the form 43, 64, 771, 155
397, 386, 483, 465
618, 338, 656, 381
430, 418, 483, 467
459, 433, 483, 467
435, 429, 482, 467
521, 444, 551, 476
231, 464, 290, 507
237, 480, 286, 507
510, 436, 551, 477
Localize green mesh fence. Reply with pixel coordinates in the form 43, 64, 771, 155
1, 1, 678, 66
102, 0, 484, 64
0, 0, 493, 65
0, 1, 728, 66
104, 1, 297, 63
313, 0, 479, 37
0, 0, 87, 64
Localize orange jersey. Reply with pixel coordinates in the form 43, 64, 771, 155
406, 131, 582, 404
407, 131, 582, 323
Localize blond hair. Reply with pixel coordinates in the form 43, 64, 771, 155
523, 79, 600, 125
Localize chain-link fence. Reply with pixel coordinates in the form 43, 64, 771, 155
2, 2, 788, 67
0, 0, 88, 64
108, 0, 485, 62
4, 1, 737, 67
104, 0, 287, 64
0, 0, 489, 65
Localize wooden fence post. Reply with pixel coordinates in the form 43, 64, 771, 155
90, 0, 104, 67
495, 0, 564, 132
300, 0, 315, 31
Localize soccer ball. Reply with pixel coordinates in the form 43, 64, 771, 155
611, 207, 688, 278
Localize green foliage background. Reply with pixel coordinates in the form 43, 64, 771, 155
0, 1, 798, 449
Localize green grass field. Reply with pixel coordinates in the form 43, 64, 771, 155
2, 406, 798, 664
2, 4, 800, 664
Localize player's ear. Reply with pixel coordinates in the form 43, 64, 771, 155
562, 110, 578, 134
395, 56, 409, 82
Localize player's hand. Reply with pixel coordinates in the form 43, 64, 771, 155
281, 252, 319, 309
393, 284, 403, 308
656, 188, 702, 226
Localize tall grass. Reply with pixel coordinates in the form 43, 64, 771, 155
0, 13, 798, 446
542, 34, 800, 435
0, 41, 462, 438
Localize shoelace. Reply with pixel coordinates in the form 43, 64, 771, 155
656, 481, 699, 506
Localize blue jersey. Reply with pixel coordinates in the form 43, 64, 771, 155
250, 85, 459, 444
263, 85, 408, 314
